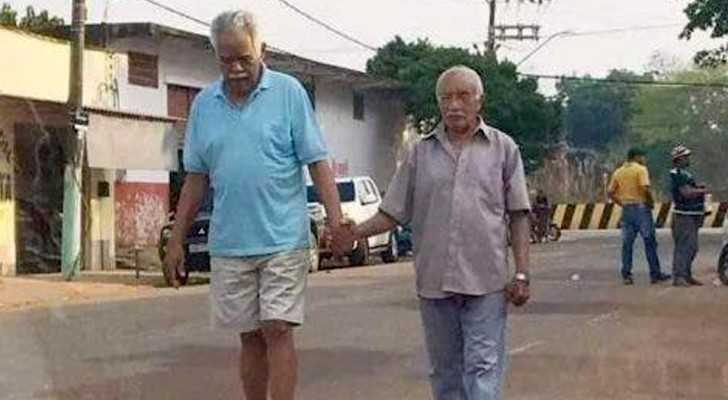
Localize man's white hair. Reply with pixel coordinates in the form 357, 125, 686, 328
210, 10, 263, 54
436, 66, 484, 96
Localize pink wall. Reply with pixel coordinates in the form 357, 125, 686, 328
115, 182, 169, 248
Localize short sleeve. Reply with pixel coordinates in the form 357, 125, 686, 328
289, 80, 328, 165
504, 140, 531, 211
639, 166, 650, 187
183, 97, 209, 174
380, 144, 416, 225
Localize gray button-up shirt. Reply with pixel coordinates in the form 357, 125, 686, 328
381, 120, 530, 299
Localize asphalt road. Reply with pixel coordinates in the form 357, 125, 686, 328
1, 231, 727, 400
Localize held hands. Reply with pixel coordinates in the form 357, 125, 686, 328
326, 219, 358, 258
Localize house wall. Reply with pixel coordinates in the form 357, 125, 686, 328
114, 181, 168, 249
0, 115, 15, 276
315, 81, 406, 188
0, 27, 121, 108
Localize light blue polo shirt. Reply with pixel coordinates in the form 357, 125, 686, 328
184, 68, 328, 257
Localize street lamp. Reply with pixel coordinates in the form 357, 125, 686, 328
517, 30, 575, 67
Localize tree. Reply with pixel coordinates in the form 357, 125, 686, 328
628, 66, 728, 199
0, 3, 64, 34
366, 36, 562, 171
556, 70, 650, 150
680, 0, 728, 66
0, 3, 17, 27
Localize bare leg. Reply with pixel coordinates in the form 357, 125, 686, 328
261, 320, 298, 400
240, 330, 269, 400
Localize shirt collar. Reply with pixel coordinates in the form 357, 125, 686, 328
214, 64, 273, 100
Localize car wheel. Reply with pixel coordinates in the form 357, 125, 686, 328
350, 239, 369, 266
718, 244, 728, 286
157, 225, 172, 264
548, 224, 562, 242
381, 233, 399, 263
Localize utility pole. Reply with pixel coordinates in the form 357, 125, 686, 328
61, 0, 88, 280
486, 0, 544, 58
487, 0, 497, 55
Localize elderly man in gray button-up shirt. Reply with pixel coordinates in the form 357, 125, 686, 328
351, 66, 531, 400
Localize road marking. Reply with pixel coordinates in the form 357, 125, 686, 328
587, 310, 619, 326
509, 341, 546, 355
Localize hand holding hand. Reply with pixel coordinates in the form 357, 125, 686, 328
327, 220, 357, 258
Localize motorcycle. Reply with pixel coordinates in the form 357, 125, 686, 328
530, 209, 561, 244
718, 220, 728, 286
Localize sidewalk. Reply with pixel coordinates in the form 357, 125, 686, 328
0, 271, 209, 313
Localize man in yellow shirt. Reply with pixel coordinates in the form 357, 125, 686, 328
608, 148, 671, 285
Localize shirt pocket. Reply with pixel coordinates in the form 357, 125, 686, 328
261, 121, 296, 161
469, 156, 506, 212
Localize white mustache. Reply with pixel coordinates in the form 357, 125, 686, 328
229, 74, 250, 80
446, 113, 466, 118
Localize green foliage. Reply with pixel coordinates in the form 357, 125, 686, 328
366, 36, 562, 172
681, 0, 728, 66
556, 70, 650, 150
628, 66, 728, 199
0, 3, 17, 27
0, 3, 64, 34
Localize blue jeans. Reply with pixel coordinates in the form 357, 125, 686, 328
621, 204, 662, 279
419, 291, 508, 400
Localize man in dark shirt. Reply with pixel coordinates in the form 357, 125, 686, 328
670, 145, 709, 287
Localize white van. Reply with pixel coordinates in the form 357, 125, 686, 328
306, 176, 398, 267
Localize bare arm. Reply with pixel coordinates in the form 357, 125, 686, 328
644, 186, 655, 208
608, 190, 622, 207
308, 161, 342, 223
353, 211, 399, 240
509, 210, 530, 274
169, 173, 209, 245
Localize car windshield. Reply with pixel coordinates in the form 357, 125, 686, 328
307, 181, 356, 203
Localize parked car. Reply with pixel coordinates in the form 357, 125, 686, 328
157, 212, 210, 286
307, 176, 399, 267
158, 196, 319, 287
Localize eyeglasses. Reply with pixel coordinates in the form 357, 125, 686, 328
437, 92, 481, 104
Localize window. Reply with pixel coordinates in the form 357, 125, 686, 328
353, 92, 365, 121
306, 182, 356, 203
128, 52, 159, 88
167, 85, 201, 119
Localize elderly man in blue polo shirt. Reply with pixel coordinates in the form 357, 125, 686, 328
163, 10, 348, 400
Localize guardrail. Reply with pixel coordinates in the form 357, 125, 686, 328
550, 203, 728, 230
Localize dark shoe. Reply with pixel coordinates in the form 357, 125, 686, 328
650, 273, 672, 284
686, 277, 703, 286
673, 279, 691, 287
623, 276, 634, 285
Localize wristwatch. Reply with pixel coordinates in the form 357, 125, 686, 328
513, 272, 530, 284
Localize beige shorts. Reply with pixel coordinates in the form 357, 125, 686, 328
209, 249, 309, 333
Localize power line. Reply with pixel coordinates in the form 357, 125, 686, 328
271, 0, 377, 51
135, 0, 210, 27
516, 24, 688, 66
564, 23, 683, 37
519, 73, 728, 89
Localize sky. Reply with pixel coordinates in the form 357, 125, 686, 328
3, 0, 725, 93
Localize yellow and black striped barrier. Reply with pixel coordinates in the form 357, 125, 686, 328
551, 202, 728, 230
